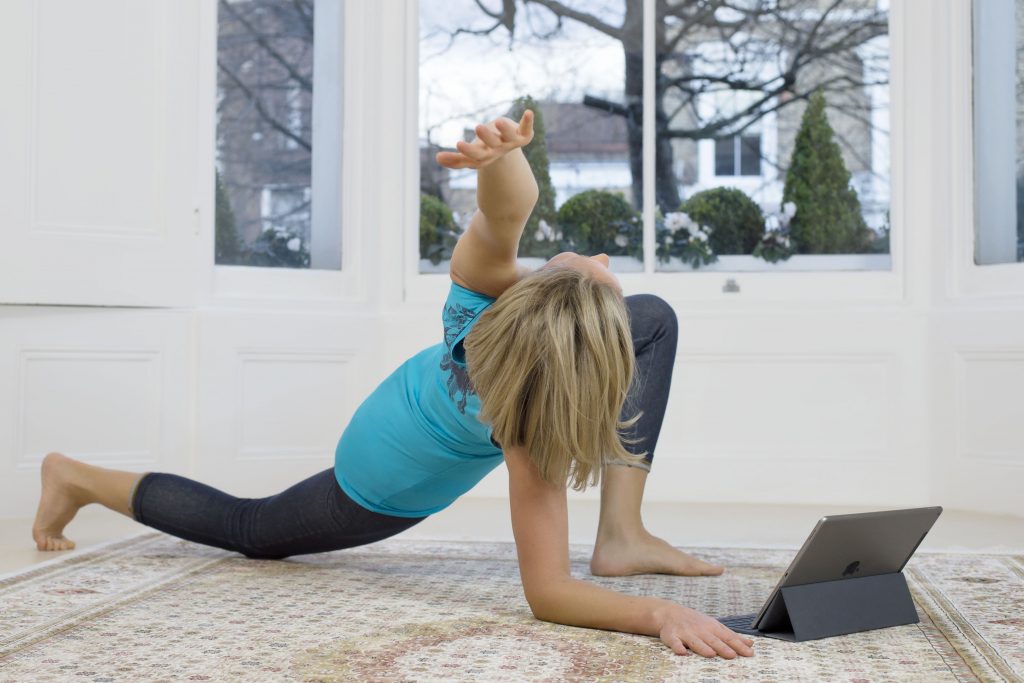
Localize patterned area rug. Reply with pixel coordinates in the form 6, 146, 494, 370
1, 534, 1021, 682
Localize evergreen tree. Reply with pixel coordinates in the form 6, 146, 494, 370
215, 171, 244, 264
783, 91, 872, 254
506, 95, 559, 258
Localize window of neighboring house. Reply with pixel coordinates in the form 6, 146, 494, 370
215, 0, 342, 271
973, 0, 1024, 265
714, 134, 762, 177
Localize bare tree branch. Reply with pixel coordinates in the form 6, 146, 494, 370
522, 0, 622, 40
219, 0, 313, 92
291, 0, 313, 37
218, 59, 311, 152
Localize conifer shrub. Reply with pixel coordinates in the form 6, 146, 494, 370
214, 171, 243, 265
507, 95, 559, 258
782, 91, 873, 254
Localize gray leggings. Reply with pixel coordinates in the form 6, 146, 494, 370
132, 293, 678, 559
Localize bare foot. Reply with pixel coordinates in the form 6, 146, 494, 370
590, 530, 725, 577
32, 452, 86, 551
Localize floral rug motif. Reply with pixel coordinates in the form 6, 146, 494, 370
0, 533, 1021, 682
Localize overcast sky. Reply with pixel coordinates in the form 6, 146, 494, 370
419, 0, 630, 147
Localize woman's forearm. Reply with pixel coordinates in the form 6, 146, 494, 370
527, 576, 674, 637
476, 147, 538, 225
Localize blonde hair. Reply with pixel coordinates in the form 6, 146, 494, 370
463, 266, 647, 491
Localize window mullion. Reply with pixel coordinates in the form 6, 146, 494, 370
643, 0, 656, 274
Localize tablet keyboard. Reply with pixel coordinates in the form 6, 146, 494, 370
717, 613, 759, 633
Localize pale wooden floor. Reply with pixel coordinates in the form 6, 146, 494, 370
3, 497, 1022, 575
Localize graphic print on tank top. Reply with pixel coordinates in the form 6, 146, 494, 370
441, 299, 479, 414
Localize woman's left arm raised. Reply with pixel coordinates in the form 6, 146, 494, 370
437, 112, 539, 297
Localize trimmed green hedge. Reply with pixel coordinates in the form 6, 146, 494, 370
420, 193, 458, 264
680, 187, 764, 255
556, 189, 640, 256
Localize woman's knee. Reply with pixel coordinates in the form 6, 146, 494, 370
627, 294, 678, 339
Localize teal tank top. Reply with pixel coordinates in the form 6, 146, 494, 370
334, 281, 504, 517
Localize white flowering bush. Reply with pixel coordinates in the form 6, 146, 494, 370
655, 210, 717, 269
244, 226, 311, 268
753, 201, 796, 263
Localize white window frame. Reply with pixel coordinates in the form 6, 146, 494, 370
402, 0, 908, 306
198, 0, 367, 309
949, 0, 1024, 298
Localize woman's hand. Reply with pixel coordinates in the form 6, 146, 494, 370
658, 604, 755, 659
435, 110, 535, 170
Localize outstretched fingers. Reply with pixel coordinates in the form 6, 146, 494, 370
474, 123, 503, 147
517, 109, 534, 138
435, 151, 472, 169
455, 139, 489, 161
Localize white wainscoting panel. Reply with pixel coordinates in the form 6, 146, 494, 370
235, 350, 356, 462
0, 307, 193, 519
664, 353, 894, 461
195, 310, 376, 497
930, 310, 1024, 517
16, 349, 161, 468
955, 352, 1024, 464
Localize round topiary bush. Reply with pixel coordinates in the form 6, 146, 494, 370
679, 187, 765, 255
420, 193, 458, 264
556, 189, 640, 256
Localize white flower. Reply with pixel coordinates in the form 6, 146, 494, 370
782, 201, 797, 219
664, 212, 693, 233
538, 219, 554, 240
614, 234, 629, 248
287, 237, 300, 252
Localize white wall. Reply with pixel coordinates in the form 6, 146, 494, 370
1, 0, 1022, 521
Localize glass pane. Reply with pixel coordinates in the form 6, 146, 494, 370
419, 0, 643, 274
216, 0, 340, 270
973, 0, 1024, 265
740, 134, 761, 176
715, 138, 736, 176
655, 0, 891, 272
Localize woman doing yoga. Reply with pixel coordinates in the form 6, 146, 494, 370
32, 109, 754, 660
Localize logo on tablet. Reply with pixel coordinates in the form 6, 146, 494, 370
842, 560, 861, 577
